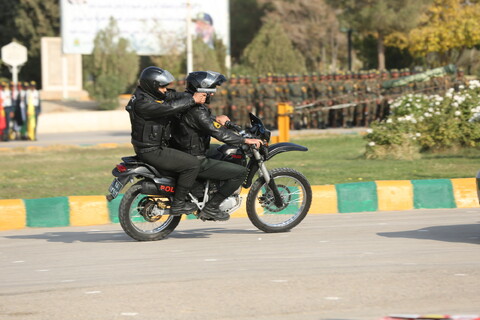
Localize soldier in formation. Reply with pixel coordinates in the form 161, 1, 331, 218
175, 68, 463, 131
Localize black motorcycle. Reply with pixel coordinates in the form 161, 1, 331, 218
107, 113, 312, 241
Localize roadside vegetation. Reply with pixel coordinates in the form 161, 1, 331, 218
1, 135, 479, 199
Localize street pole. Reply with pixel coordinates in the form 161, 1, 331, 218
11, 65, 18, 85
186, 0, 193, 74
225, 0, 231, 75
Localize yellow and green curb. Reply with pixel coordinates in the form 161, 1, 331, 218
1, 178, 478, 232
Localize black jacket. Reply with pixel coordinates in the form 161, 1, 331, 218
171, 104, 245, 156
126, 87, 195, 150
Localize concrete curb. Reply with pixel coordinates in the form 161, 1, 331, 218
1, 178, 478, 231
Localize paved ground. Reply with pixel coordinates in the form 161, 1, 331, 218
1, 208, 479, 320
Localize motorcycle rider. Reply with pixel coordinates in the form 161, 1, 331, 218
170, 71, 263, 221
126, 66, 207, 215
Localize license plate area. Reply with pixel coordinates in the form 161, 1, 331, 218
108, 178, 124, 199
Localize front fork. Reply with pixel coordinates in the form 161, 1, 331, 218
252, 149, 284, 207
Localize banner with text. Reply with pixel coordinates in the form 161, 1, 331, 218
60, 0, 229, 55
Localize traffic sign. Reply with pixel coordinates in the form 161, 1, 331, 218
1, 41, 28, 67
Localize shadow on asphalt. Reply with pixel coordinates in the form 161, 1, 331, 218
378, 223, 480, 245
3, 227, 262, 243
170, 227, 262, 239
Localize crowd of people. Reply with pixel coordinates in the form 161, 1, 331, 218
0, 81, 41, 142
172, 68, 467, 130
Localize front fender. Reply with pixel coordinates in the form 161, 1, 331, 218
266, 142, 308, 161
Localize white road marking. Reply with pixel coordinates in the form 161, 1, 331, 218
324, 296, 341, 300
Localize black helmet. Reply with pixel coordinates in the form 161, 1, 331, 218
185, 71, 226, 94
138, 66, 175, 98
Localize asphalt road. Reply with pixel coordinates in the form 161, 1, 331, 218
1, 131, 132, 148
1, 208, 479, 320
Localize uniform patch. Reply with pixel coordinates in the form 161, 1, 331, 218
213, 121, 222, 129
155, 100, 164, 104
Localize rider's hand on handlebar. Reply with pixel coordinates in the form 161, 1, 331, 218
193, 92, 207, 104
244, 138, 264, 149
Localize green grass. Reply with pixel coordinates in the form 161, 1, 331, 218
1, 135, 479, 200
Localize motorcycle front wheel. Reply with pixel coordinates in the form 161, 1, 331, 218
246, 168, 312, 233
119, 181, 181, 241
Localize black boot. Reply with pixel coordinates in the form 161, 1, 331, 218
170, 186, 197, 216
200, 194, 229, 221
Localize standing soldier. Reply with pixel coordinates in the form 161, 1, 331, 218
453, 68, 467, 91
316, 73, 332, 129
342, 71, 356, 128
0, 83, 6, 140
354, 71, 368, 126
11, 82, 23, 140
30, 81, 41, 139
252, 75, 263, 121
363, 70, 377, 126
378, 70, 390, 120
227, 75, 239, 122
330, 71, 345, 127
25, 81, 37, 140
211, 77, 229, 117
276, 74, 288, 103
258, 73, 278, 129
287, 74, 307, 129
245, 75, 256, 116
1, 82, 13, 141
301, 73, 314, 128
309, 72, 322, 128
236, 75, 253, 126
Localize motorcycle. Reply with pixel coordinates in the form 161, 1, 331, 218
107, 113, 312, 241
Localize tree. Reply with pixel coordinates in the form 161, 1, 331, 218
0, 0, 60, 83
329, 0, 430, 70
241, 17, 306, 74
259, 0, 344, 72
150, 35, 226, 79
83, 18, 139, 110
230, 0, 264, 62
405, 0, 480, 66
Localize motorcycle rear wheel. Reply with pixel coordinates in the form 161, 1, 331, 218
119, 181, 181, 241
246, 168, 312, 233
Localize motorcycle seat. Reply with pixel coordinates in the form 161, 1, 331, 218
122, 156, 178, 179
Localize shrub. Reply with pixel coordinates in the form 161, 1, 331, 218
365, 80, 480, 159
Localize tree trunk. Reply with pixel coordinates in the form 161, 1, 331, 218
331, 29, 337, 72
377, 33, 385, 70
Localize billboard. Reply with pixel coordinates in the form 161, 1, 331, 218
60, 0, 229, 56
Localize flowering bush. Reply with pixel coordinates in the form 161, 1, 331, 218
365, 80, 480, 159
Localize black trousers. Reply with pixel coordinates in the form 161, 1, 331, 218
197, 158, 247, 198
137, 147, 200, 190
